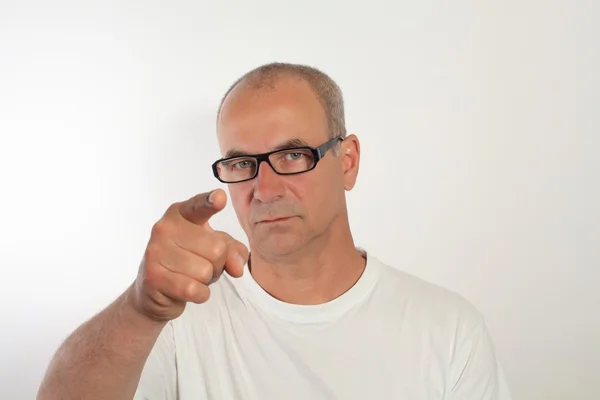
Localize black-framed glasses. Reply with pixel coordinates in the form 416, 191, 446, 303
212, 136, 343, 184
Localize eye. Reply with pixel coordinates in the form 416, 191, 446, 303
285, 152, 304, 161
234, 160, 253, 169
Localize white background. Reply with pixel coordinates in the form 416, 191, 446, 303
1, 1, 598, 399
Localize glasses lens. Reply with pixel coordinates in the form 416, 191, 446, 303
217, 157, 258, 182
269, 149, 315, 174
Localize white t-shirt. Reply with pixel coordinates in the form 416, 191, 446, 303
134, 251, 512, 399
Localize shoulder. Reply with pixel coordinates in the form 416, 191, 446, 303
368, 253, 487, 335
369, 253, 504, 367
370, 252, 513, 398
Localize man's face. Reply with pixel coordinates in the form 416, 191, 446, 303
216, 76, 357, 257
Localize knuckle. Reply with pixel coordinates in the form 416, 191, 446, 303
196, 261, 214, 283
182, 281, 200, 300
151, 220, 169, 237
167, 202, 181, 213
208, 240, 227, 259
164, 201, 183, 218
144, 241, 163, 261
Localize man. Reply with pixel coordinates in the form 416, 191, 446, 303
38, 62, 512, 399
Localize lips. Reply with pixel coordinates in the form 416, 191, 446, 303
258, 216, 294, 223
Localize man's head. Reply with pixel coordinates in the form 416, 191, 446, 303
214, 62, 360, 257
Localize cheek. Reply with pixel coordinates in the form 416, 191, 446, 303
293, 175, 338, 216
228, 186, 250, 218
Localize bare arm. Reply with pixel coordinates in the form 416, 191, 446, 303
37, 285, 167, 400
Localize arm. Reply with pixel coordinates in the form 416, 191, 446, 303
37, 189, 247, 400
37, 285, 167, 400
446, 317, 512, 400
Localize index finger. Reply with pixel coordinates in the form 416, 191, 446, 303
178, 189, 227, 226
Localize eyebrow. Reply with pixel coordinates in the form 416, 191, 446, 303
224, 138, 310, 158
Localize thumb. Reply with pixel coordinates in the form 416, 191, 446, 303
179, 189, 227, 226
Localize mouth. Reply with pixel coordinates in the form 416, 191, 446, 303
257, 216, 295, 224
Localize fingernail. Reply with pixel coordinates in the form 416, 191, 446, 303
236, 253, 247, 267
207, 190, 216, 204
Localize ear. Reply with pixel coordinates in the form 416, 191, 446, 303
339, 134, 360, 191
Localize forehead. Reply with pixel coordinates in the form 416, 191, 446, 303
216, 76, 329, 156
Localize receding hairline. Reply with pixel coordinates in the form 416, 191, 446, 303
216, 62, 347, 140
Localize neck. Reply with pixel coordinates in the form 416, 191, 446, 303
247, 214, 366, 305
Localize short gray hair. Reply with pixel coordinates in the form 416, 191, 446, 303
217, 62, 347, 140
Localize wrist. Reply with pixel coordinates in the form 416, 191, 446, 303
121, 284, 168, 333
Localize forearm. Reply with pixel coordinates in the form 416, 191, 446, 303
37, 286, 167, 400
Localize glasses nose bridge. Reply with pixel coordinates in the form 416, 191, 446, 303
254, 153, 277, 177
252, 154, 286, 199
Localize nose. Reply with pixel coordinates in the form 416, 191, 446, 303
252, 160, 285, 203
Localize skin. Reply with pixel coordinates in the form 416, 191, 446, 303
217, 74, 366, 305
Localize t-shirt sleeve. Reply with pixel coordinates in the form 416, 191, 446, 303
133, 321, 178, 400
446, 316, 513, 400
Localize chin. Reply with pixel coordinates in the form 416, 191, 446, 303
253, 232, 309, 257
